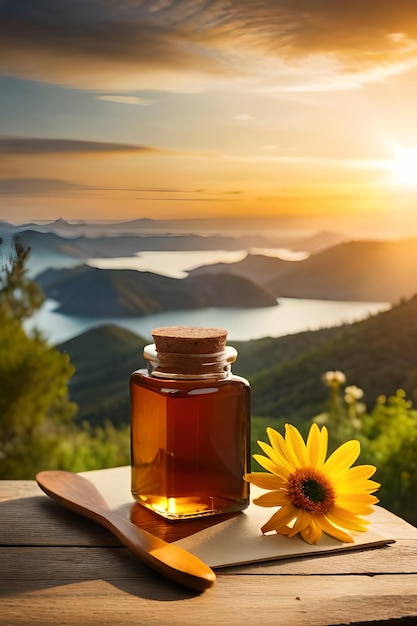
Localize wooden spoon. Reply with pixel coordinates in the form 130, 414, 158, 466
36, 470, 216, 592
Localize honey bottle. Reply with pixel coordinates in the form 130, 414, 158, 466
130, 326, 250, 519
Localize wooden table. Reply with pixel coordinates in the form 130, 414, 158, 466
1, 467, 417, 626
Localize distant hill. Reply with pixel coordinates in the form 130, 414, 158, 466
267, 239, 417, 303
247, 294, 417, 424
3, 216, 313, 245
188, 239, 417, 303
59, 325, 147, 426
289, 230, 347, 254
36, 264, 277, 316
188, 253, 293, 286
58, 295, 417, 429
14, 227, 284, 258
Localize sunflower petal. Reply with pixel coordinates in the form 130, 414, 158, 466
343, 465, 378, 481
253, 490, 290, 507
306, 423, 319, 465
333, 478, 381, 494
287, 508, 312, 537
301, 518, 322, 544
252, 453, 282, 476
285, 424, 310, 467
316, 425, 329, 467
318, 515, 354, 543
332, 464, 379, 489
336, 498, 378, 516
243, 472, 284, 491
266, 428, 296, 471
323, 440, 360, 475
261, 505, 297, 534
305, 423, 329, 468
336, 492, 379, 506
330, 504, 371, 525
272, 522, 292, 536
326, 510, 369, 533
256, 441, 291, 478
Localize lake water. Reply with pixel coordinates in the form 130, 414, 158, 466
27, 297, 390, 345
25, 249, 390, 344
88, 248, 308, 278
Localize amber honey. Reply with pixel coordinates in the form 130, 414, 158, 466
130, 326, 251, 519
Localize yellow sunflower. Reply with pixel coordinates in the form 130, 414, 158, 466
244, 423, 380, 544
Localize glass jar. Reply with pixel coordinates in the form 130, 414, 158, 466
130, 326, 250, 519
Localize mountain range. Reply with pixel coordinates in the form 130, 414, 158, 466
5, 221, 417, 315
2, 216, 345, 245
36, 264, 277, 316
1, 220, 345, 273
190, 238, 417, 303
267, 239, 417, 302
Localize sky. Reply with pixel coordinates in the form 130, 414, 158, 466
1, 0, 417, 235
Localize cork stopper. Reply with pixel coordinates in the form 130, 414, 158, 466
151, 326, 228, 355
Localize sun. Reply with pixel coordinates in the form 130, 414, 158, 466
389, 146, 417, 187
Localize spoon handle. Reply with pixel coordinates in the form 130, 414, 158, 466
36, 471, 215, 592
99, 510, 216, 592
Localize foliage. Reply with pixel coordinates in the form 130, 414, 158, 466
361, 390, 417, 527
0, 315, 75, 478
58, 324, 147, 427
39, 421, 130, 474
0, 241, 130, 478
0, 240, 45, 322
0, 241, 72, 477
313, 371, 417, 527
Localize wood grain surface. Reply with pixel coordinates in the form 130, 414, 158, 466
1, 473, 417, 626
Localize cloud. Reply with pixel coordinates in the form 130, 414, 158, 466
1, 1, 417, 91
234, 113, 256, 121
0, 178, 92, 196
0, 177, 242, 200
0, 178, 182, 198
95, 95, 155, 106
0, 137, 159, 155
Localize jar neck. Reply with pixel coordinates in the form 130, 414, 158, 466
143, 343, 238, 380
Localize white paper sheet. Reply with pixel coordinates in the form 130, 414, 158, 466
173, 488, 394, 568
81, 466, 394, 569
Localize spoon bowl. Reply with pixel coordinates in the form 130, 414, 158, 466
36, 470, 216, 592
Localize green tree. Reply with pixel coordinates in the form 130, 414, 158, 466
361, 390, 417, 526
313, 369, 417, 526
0, 239, 77, 478
0, 240, 44, 322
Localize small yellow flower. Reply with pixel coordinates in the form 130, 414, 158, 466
244, 423, 380, 544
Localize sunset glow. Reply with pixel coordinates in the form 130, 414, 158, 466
389, 147, 417, 187
1, 2, 417, 235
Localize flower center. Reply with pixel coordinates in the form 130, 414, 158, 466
288, 467, 335, 515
